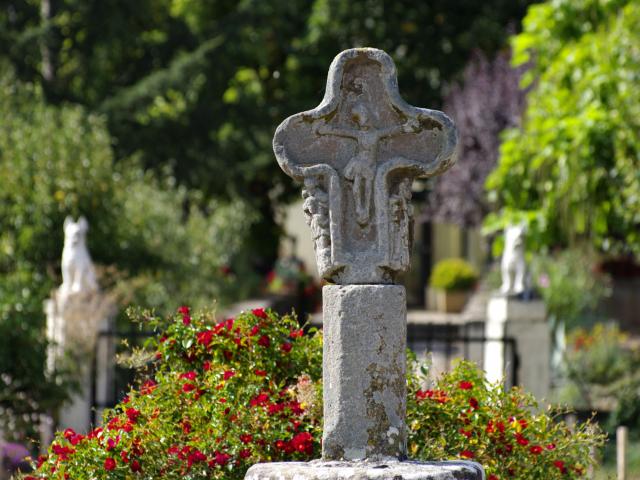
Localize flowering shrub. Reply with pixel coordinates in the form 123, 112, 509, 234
407, 360, 604, 479
24, 308, 603, 479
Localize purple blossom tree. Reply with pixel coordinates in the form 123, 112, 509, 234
424, 50, 529, 228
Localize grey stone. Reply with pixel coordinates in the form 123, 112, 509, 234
245, 460, 485, 480
273, 48, 457, 284
322, 285, 406, 461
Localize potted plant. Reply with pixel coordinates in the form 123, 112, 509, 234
429, 258, 478, 313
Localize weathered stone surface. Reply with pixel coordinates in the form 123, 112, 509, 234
273, 48, 457, 284
322, 285, 406, 461
245, 460, 485, 480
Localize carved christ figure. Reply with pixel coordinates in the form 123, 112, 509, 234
315, 103, 418, 226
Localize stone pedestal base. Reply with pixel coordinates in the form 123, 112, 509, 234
484, 296, 549, 400
245, 460, 485, 480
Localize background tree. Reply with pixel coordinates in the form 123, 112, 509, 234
485, 0, 640, 255
0, 0, 536, 268
0, 65, 256, 441
425, 49, 529, 228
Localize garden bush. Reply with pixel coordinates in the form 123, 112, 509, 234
429, 258, 478, 292
24, 308, 604, 479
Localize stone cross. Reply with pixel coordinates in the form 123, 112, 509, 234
246, 48, 483, 480
274, 48, 457, 285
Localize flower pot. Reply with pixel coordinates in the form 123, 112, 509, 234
435, 289, 469, 313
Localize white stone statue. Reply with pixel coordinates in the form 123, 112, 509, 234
500, 224, 527, 295
60, 216, 97, 300
44, 215, 115, 436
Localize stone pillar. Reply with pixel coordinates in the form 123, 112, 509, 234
484, 296, 549, 400
323, 285, 406, 460
245, 47, 483, 480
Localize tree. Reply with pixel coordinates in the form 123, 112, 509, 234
485, 0, 640, 255
0, 65, 256, 441
426, 49, 529, 228
0, 0, 536, 267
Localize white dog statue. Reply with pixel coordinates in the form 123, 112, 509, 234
60, 216, 98, 298
500, 224, 527, 295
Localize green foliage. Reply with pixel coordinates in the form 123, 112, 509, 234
429, 258, 478, 291
25, 307, 604, 479
1, 0, 535, 264
531, 249, 610, 328
561, 324, 640, 438
0, 65, 257, 440
486, 0, 640, 254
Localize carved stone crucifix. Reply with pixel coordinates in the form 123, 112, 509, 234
274, 48, 457, 284
245, 48, 484, 480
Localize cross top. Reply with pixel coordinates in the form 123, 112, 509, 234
274, 48, 458, 284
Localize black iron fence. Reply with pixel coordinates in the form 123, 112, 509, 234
90, 329, 155, 425
91, 321, 519, 422
407, 322, 519, 388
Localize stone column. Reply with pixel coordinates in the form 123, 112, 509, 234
484, 296, 549, 400
245, 48, 483, 480
323, 285, 406, 460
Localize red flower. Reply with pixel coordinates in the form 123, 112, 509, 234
459, 381, 473, 390
182, 315, 191, 325
434, 390, 449, 403
180, 371, 197, 381
250, 393, 270, 407
239, 448, 251, 459
240, 434, 253, 444
469, 397, 479, 409
104, 457, 116, 471
252, 308, 267, 319
546, 443, 556, 450
203, 361, 212, 371
223, 370, 236, 380
126, 408, 141, 423
258, 335, 271, 348
187, 450, 207, 468
254, 369, 267, 376
182, 420, 192, 434
529, 445, 543, 455
140, 379, 157, 395
213, 451, 231, 466
289, 329, 304, 338
291, 432, 314, 454
130, 459, 142, 473
178, 306, 190, 315
106, 437, 118, 451
460, 450, 474, 459
553, 460, 567, 473
197, 330, 214, 346
182, 383, 196, 393
280, 342, 292, 353
515, 433, 529, 446
415, 389, 433, 400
